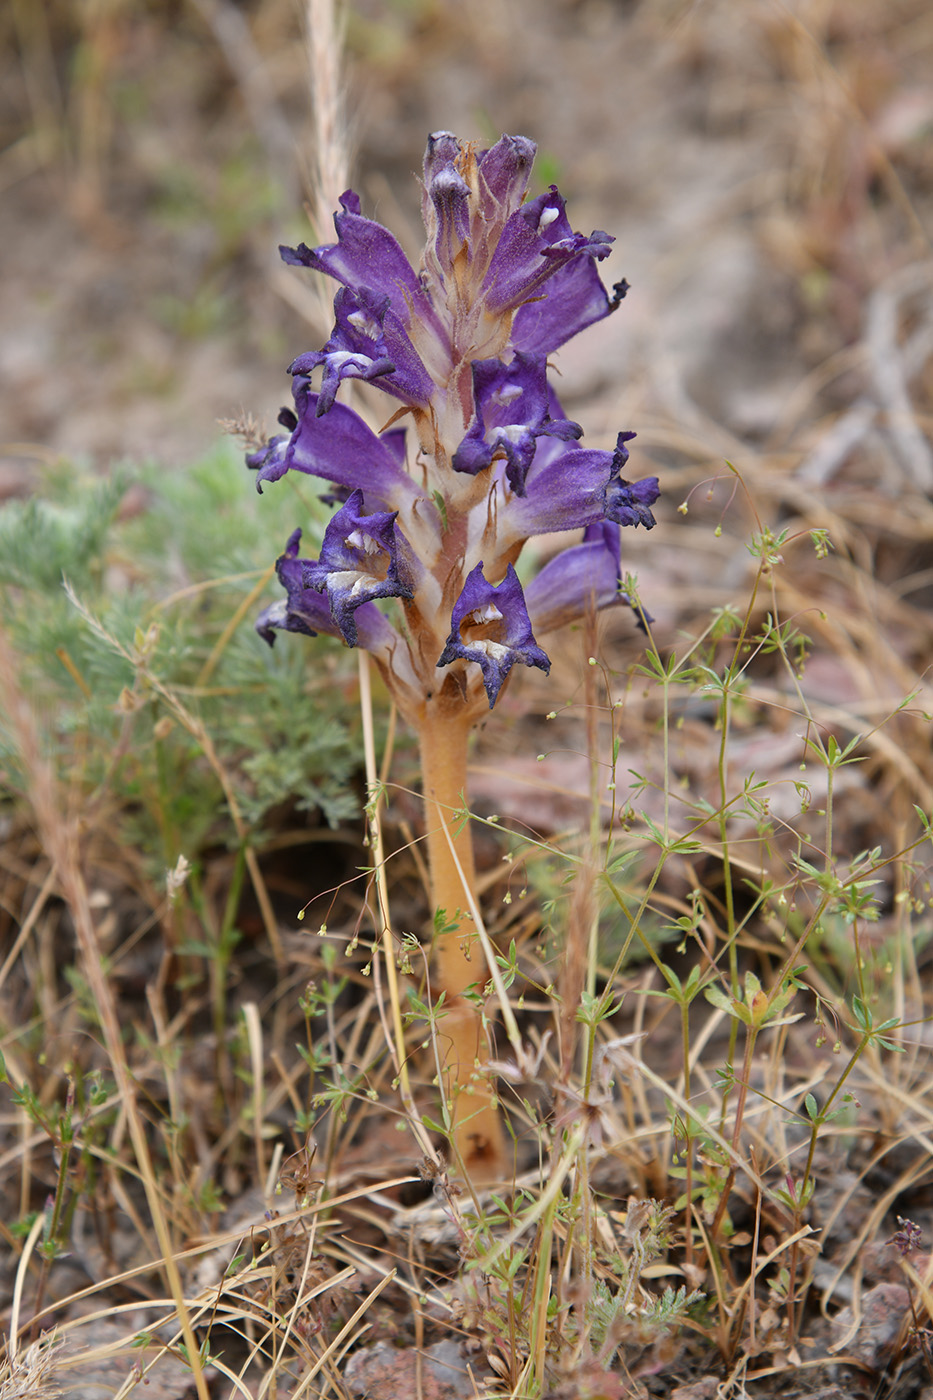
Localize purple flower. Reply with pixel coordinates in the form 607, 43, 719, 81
248, 383, 423, 515
452, 352, 581, 495
281, 192, 437, 329
256, 527, 396, 655
481, 186, 613, 320
438, 563, 550, 707
505, 430, 658, 541
524, 520, 653, 636
281, 192, 450, 401
301, 490, 414, 646
288, 285, 436, 413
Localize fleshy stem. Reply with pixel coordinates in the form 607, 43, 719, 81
418, 694, 506, 1181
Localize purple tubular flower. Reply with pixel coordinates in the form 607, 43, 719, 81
482, 187, 613, 317
280, 192, 448, 356
251, 383, 423, 515
525, 521, 654, 635
281, 192, 425, 315
256, 527, 395, 654
438, 563, 550, 707
288, 285, 436, 413
302, 489, 414, 646
501, 431, 658, 544
452, 352, 581, 495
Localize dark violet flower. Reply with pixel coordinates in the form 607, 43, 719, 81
251, 386, 423, 515
281, 191, 433, 326
251, 131, 660, 722
498, 429, 655, 544
301, 489, 414, 647
438, 563, 550, 708
256, 527, 397, 656
481, 186, 613, 319
288, 285, 436, 413
452, 352, 581, 495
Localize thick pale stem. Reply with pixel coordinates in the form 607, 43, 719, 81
419, 697, 506, 1181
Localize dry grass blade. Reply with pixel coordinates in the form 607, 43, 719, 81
0, 1332, 64, 1400
0, 622, 210, 1400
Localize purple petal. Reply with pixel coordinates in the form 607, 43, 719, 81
524, 534, 623, 634
258, 381, 423, 515
280, 192, 425, 318
288, 285, 435, 412
482, 187, 614, 317
512, 260, 625, 355
452, 351, 581, 494
504, 441, 616, 539
257, 526, 397, 653
437, 562, 550, 707
256, 527, 331, 641
523, 519, 654, 636
302, 489, 414, 646
582, 518, 653, 628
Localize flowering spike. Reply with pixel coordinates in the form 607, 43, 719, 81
438, 563, 550, 708
251, 132, 662, 1182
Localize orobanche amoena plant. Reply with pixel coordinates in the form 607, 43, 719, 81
247, 132, 659, 1180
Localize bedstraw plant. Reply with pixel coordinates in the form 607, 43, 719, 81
246, 131, 659, 1180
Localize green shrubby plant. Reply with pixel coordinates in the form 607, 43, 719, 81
0, 446, 361, 857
